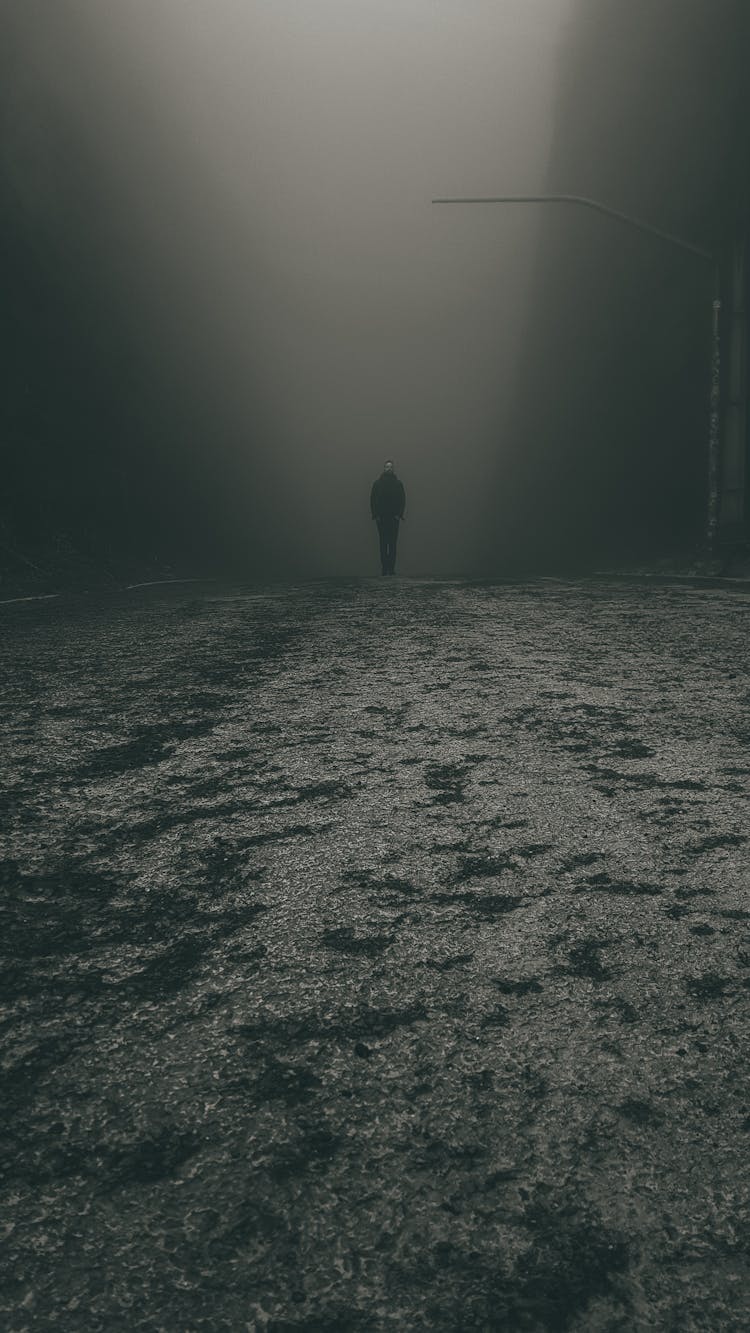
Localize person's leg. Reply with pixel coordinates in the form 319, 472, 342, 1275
383, 521, 393, 574
377, 520, 388, 574
388, 518, 399, 573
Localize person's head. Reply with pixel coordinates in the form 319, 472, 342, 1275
383, 460, 394, 474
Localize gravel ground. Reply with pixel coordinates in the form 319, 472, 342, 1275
1, 576, 749, 1331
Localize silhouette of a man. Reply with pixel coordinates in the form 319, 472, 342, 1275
370, 460, 406, 575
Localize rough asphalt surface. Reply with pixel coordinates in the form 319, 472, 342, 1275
1, 577, 749, 1331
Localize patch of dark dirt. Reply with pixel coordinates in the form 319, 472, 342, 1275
582, 764, 659, 791
424, 762, 466, 805
480, 1005, 511, 1028
492, 977, 544, 995
0, 863, 132, 1002
201, 1194, 289, 1263
560, 851, 606, 872
0, 860, 119, 979
451, 851, 513, 880
3, 1032, 83, 1095
244, 823, 331, 846
513, 1198, 630, 1329
513, 842, 554, 859
463, 1069, 494, 1092
3, 1119, 204, 1192
414, 1197, 629, 1330
431, 890, 524, 918
347, 1005, 428, 1041
609, 739, 655, 758
232, 1004, 427, 1048
269, 1124, 342, 1182
320, 927, 392, 956
103, 934, 210, 1000
594, 996, 638, 1024
101, 1127, 203, 1191
111, 817, 331, 850
196, 838, 267, 885
421, 953, 474, 972
291, 780, 355, 803
559, 939, 612, 982
0, 847, 270, 1004
521, 1064, 549, 1099
341, 869, 419, 898
76, 717, 216, 778
575, 874, 662, 896
684, 973, 734, 1001
81, 801, 256, 847
251, 1057, 323, 1107
362, 703, 411, 723
136, 904, 268, 980
616, 1098, 664, 1127
177, 773, 244, 801
688, 833, 747, 855
411, 1135, 489, 1170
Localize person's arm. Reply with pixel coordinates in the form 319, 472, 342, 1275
398, 482, 406, 519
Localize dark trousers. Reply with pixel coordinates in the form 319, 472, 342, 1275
376, 517, 400, 574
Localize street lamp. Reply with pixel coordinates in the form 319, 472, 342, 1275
432, 193, 721, 552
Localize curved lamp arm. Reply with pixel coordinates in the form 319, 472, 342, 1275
432, 193, 714, 263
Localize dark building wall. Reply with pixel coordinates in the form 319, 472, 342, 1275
488, 0, 750, 569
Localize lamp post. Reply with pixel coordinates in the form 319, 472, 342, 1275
432, 193, 721, 553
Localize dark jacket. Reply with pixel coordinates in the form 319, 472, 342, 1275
370, 471, 406, 520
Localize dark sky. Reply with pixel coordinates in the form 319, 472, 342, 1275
2, 0, 574, 575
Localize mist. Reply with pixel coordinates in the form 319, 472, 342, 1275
2, 0, 572, 578
490, 0, 750, 571
3, 2, 747, 582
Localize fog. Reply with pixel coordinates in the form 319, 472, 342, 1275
2, 0, 573, 577
491, 0, 750, 571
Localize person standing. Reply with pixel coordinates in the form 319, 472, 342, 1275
370, 460, 406, 575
